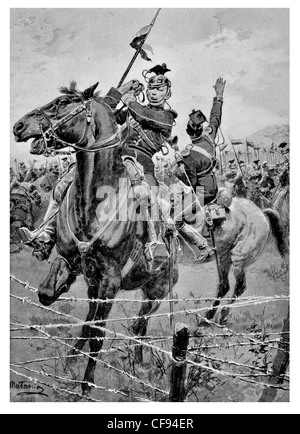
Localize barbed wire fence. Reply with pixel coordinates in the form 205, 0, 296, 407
10, 273, 290, 402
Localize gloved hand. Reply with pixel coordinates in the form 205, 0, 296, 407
118, 80, 142, 95
121, 91, 136, 105
213, 77, 226, 99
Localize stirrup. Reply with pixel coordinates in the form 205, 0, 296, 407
19, 227, 38, 244
19, 227, 51, 246
145, 241, 169, 270
194, 246, 215, 264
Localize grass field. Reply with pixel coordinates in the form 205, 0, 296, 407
10, 236, 289, 403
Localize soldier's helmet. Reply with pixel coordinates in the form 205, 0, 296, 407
186, 108, 207, 140
143, 63, 172, 104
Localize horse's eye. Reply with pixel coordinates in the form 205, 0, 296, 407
58, 98, 69, 105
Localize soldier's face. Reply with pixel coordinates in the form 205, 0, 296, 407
146, 86, 168, 106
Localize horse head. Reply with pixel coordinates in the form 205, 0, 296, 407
12, 81, 116, 155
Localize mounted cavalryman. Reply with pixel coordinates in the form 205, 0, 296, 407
19, 64, 178, 266
172, 77, 232, 262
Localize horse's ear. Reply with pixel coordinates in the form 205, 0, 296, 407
83, 82, 99, 100
167, 135, 178, 147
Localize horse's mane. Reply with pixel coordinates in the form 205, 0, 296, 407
59, 81, 119, 138
59, 81, 102, 100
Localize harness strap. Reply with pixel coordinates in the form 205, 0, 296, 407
65, 183, 129, 251
191, 145, 213, 161
127, 142, 153, 160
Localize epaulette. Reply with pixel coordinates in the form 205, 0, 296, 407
166, 108, 178, 119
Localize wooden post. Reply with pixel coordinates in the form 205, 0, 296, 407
259, 309, 289, 402
169, 323, 189, 402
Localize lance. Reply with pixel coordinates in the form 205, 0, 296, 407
224, 150, 229, 171
229, 138, 243, 174
219, 147, 223, 175
14, 158, 18, 175
117, 8, 161, 88
246, 138, 250, 165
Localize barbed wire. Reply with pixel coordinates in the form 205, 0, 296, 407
16, 322, 169, 397
10, 273, 289, 305
10, 293, 289, 332
12, 295, 289, 391
195, 313, 290, 354
196, 352, 290, 380
185, 358, 289, 391
10, 335, 173, 342
10, 274, 290, 396
189, 341, 289, 354
11, 292, 290, 364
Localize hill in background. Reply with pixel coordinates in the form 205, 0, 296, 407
247, 124, 289, 149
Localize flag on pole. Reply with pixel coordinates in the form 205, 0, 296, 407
246, 140, 254, 148
130, 25, 154, 61
219, 143, 228, 152
231, 139, 244, 145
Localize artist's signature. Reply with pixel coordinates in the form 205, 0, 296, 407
10, 381, 48, 397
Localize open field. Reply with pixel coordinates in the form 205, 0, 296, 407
10, 237, 289, 402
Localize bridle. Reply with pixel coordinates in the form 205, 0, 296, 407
37, 97, 121, 156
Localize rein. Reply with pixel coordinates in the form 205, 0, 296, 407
38, 99, 121, 156
65, 182, 129, 256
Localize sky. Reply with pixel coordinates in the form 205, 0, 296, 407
10, 8, 289, 163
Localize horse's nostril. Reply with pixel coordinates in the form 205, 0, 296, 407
14, 121, 25, 135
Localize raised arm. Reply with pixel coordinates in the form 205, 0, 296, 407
209, 77, 226, 140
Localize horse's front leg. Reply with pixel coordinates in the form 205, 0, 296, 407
219, 265, 247, 326
131, 276, 171, 363
131, 298, 161, 364
81, 283, 117, 396
199, 255, 232, 327
65, 286, 100, 368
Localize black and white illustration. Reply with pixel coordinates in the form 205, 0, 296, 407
10, 8, 289, 403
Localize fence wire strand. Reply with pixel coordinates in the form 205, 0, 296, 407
10, 272, 290, 398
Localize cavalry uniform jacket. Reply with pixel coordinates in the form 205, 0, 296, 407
103, 87, 177, 180
178, 97, 223, 204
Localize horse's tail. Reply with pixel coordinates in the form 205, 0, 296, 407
263, 208, 289, 259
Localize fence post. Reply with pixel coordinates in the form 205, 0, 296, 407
169, 323, 189, 402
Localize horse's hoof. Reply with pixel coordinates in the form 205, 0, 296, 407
81, 383, 92, 397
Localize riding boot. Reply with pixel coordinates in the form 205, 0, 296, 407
19, 197, 58, 261
122, 155, 169, 270
144, 206, 169, 267
177, 221, 214, 263
19, 165, 75, 257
